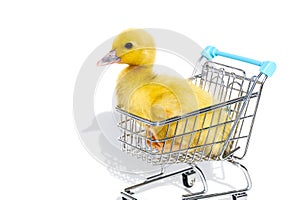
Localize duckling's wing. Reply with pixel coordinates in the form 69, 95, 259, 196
127, 82, 182, 121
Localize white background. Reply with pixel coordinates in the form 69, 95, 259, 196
0, 0, 299, 199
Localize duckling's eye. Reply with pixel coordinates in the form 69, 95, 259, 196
124, 42, 133, 49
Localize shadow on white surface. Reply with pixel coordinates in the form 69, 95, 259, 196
80, 112, 162, 181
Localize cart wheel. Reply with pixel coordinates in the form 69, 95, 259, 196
232, 192, 247, 200
182, 170, 196, 188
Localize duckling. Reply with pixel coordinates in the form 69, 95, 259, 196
97, 29, 232, 159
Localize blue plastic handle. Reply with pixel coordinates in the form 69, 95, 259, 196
201, 46, 276, 77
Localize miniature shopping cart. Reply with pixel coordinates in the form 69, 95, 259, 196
116, 46, 276, 200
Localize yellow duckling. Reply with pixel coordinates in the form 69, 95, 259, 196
97, 29, 232, 159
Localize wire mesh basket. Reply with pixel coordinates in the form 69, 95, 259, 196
116, 46, 276, 200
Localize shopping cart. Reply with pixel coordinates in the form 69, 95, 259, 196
116, 46, 276, 200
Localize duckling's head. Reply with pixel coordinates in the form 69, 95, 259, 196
97, 29, 156, 67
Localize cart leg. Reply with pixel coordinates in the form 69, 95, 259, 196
185, 161, 251, 200
121, 161, 251, 200
121, 166, 195, 200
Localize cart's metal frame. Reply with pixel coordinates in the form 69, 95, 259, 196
116, 46, 275, 200
120, 161, 251, 200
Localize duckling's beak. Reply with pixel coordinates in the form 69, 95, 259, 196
97, 50, 121, 66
